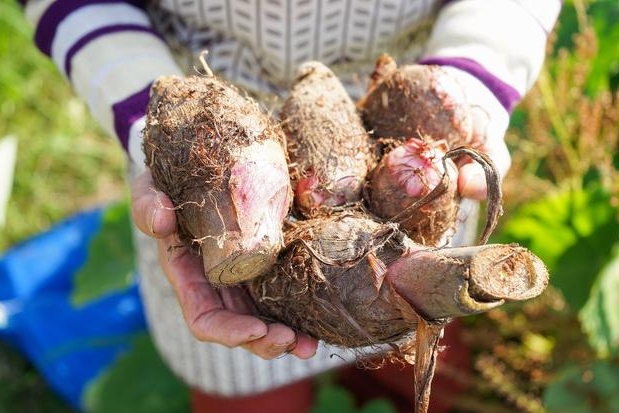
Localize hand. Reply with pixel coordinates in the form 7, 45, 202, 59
131, 170, 318, 360
434, 66, 512, 201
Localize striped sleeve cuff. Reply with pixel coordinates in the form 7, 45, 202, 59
26, 0, 184, 161
421, 0, 561, 111
418, 56, 521, 113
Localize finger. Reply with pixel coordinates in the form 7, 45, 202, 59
288, 333, 319, 359
158, 239, 268, 347
458, 138, 511, 200
488, 138, 512, 179
219, 284, 259, 315
220, 285, 318, 359
458, 162, 487, 200
242, 323, 299, 360
192, 307, 269, 347
247, 329, 318, 360
131, 170, 177, 238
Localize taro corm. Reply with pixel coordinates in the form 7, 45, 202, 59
281, 61, 376, 217
143, 56, 549, 413
143, 72, 291, 286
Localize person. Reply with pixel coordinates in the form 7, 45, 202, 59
23, 1, 561, 411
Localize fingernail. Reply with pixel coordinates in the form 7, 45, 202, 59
150, 190, 167, 235
269, 341, 295, 355
149, 207, 158, 235
285, 337, 299, 353
247, 333, 267, 342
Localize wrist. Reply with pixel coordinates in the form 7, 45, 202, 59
128, 114, 147, 170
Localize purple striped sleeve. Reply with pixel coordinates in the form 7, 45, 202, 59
34, 0, 147, 56
112, 83, 151, 152
418, 56, 522, 113
63, 24, 161, 78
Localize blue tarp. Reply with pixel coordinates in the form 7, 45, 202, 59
0, 208, 146, 410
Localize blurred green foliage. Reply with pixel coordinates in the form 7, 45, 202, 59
0, 0, 127, 410
0, 342, 73, 413
552, 0, 619, 95
71, 200, 136, 307
543, 361, 619, 413
579, 249, 619, 359
497, 185, 619, 411
498, 184, 619, 311
492, 1, 619, 411
83, 333, 189, 413
310, 385, 396, 413
0, 0, 127, 252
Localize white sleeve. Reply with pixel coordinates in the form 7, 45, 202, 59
25, 0, 185, 163
420, 0, 561, 112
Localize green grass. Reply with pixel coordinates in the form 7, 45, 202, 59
0, 0, 127, 411
0, 0, 127, 252
0, 342, 74, 413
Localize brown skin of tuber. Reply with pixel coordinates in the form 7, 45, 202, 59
365, 137, 460, 247
359, 55, 475, 149
143, 75, 291, 285
250, 212, 548, 413
130, 170, 319, 360
362, 55, 505, 248
250, 213, 549, 348
360, 53, 508, 203
281, 61, 377, 217
261, 54, 533, 413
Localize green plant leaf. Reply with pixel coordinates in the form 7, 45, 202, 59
496, 184, 619, 310
544, 361, 619, 413
551, 0, 619, 95
310, 385, 397, 413
310, 386, 357, 413
83, 333, 189, 413
71, 200, 136, 306
360, 399, 398, 413
579, 246, 619, 358
587, 0, 619, 94
507, 107, 527, 134
552, 2, 579, 55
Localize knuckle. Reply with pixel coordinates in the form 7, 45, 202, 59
187, 310, 220, 344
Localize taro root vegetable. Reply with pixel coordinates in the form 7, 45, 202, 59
250, 212, 548, 413
143, 58, 546, 413
143, 74, 291, 285
251, 212, 548, 347
281, 61, 376, 217
360, 54, 506, 247
365, 137, 459, 247
365, 139, 503, 247
359, 54, 475, 149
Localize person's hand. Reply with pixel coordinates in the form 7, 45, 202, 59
131, 170, 318, 360
435, 66, 512, 201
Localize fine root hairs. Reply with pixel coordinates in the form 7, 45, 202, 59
196, 50, 214, 77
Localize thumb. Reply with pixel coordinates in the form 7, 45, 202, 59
457, 138, 511, 200
131, 169, 177, 237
